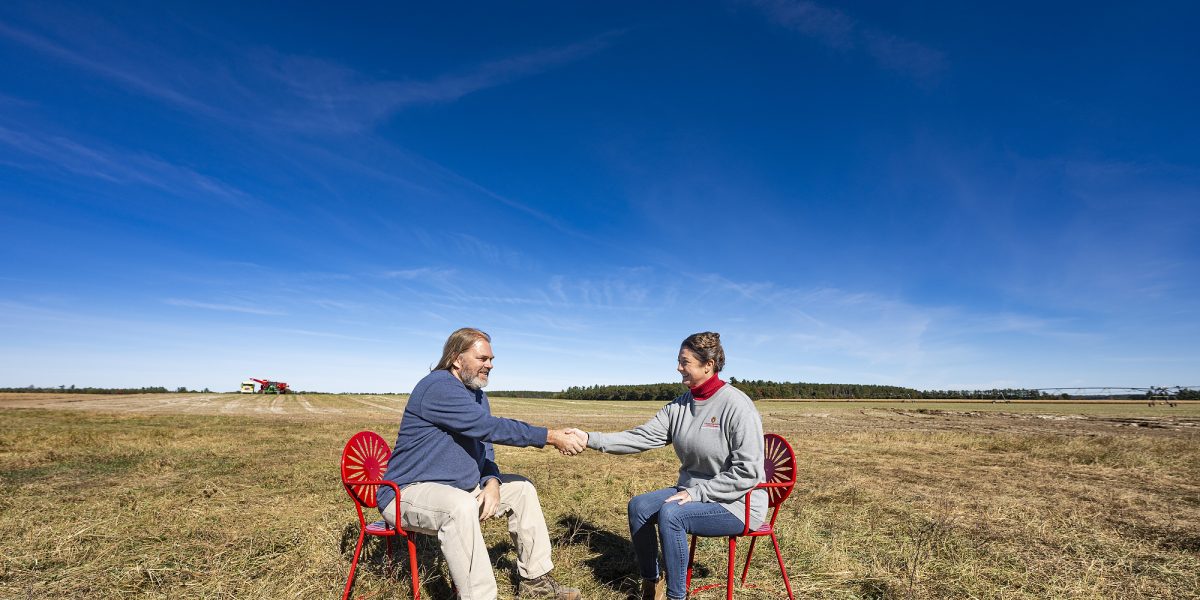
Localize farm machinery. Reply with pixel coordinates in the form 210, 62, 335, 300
249, 378, 291, 394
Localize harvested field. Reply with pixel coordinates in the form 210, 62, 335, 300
1, 393, 1197, 599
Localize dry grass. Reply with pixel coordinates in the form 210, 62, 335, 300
1, 394, 1198, 599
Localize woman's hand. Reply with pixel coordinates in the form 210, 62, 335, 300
663, 489, 692, 505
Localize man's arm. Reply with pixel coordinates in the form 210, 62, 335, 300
420, 379, 549, 447
480, 441, 501, 485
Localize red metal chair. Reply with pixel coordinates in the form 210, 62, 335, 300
340, 431, 420, 600
686, 433, 797, 599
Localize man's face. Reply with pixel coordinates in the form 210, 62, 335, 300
453, 339, 494, 390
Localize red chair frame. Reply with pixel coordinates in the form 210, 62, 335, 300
686, 433, 797, 599
340, 431, 420, 600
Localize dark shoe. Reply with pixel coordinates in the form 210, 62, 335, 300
640, 577, 665, 600
519, 572, 582, 600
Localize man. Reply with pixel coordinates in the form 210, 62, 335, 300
377, 327, 585, 600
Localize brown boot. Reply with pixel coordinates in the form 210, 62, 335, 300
640, 577, 665, 600
519, 572, 582, 600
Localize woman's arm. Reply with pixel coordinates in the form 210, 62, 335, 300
585, 402, 674, 455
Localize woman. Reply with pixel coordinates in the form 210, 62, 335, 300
579, 332, 766, 600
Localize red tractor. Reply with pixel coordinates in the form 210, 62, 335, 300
251, 378, 290, 394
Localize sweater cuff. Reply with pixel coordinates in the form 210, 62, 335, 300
532, 426, 549, 448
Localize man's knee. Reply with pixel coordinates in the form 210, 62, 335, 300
506, 479, 537, 500
442, 492, 479, 524
498, 477, 541, 514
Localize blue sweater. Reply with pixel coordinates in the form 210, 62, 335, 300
376, 370, 548, 510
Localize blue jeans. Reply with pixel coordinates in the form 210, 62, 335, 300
628, 487, 745, 600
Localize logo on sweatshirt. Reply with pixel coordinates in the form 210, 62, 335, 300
702, 416, 720, 429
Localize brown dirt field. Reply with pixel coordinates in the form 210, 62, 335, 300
2, 393, 1198, 598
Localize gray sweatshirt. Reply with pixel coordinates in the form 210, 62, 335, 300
587, 383, 768, 529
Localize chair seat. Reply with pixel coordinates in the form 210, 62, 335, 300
745, 522, 774, 536
365, 519, 395, 535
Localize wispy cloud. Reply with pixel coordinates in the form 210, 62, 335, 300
381, 267, 455, 281
310, 299, 359, 312
448, 233, 539, 271
164, 299, 284, 315
745, 0, 855, 49
0, 19, 223, 117
861, 30, 947, 83
277, 328, 390, 344
252, 31, 622, 134
0, 12, 620, 134
743, 0, 946, 83
0, 122, 259, 210
0, 6, 609, 238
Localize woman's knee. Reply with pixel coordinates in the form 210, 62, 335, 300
628, 493, 661, 522
656, 500, 687, 529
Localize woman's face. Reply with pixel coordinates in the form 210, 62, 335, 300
677, 347, 714, 388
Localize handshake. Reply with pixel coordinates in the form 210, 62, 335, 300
546, 428, 589, 456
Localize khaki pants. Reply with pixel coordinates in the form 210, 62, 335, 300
380, 474, 553, 600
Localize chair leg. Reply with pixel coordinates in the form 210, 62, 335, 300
407, 533, 420, 600
725, 537, 736, 600
686, 534, 698, 590
770, 533, 795, 600
342, 529, 366, 600
740, 537, 759, 585
385, 536, 394, 575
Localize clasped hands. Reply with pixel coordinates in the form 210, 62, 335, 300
546, 427, 589, 456
541, 428, 691, 504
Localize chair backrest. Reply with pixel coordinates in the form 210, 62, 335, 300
341, 431, 391, 508
762, 433, 796, 507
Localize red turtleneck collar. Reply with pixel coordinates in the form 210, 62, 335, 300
690, 374, 725, 401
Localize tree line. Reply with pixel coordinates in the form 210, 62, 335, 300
552, 379, 935, 401
0, 385, 213, 394
501, 380, 1200, 401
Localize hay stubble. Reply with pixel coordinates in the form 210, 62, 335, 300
1, 394, 1197, 598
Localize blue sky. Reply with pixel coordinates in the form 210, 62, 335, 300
1, 1, 1197, 393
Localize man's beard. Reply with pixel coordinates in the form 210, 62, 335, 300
462, 371, 488, 390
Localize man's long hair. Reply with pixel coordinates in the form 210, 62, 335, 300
433, 327, 491, 372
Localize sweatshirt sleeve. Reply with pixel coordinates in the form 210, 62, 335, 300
684, 401, 765, 503
587, 402, 673, 454
420, 379, 549, 448
480, 441, 501, 486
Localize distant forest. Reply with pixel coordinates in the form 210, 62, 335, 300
0, 385, 210, 394
492, 379, 1004, 401
489, 379, 1200, 401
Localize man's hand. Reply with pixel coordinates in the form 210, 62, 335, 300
564, 427, 588, 449
477, 478, 500, 521
547, 428, 586, 455
664, 489, 692, 505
